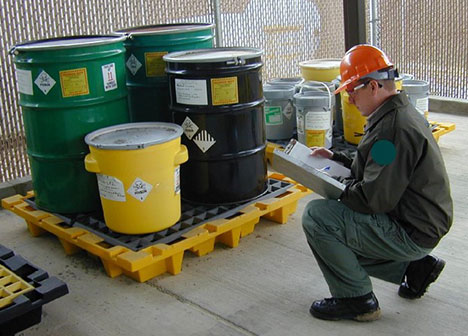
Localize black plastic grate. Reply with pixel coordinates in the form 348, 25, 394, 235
0, 244, 69, 334
25, 178, 293, 251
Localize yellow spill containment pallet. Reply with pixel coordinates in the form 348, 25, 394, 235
266, 142, 284, 164
430, 121, 456, 142
2, 173, 310, 283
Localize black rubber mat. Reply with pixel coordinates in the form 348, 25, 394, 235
25, 178, 293, 251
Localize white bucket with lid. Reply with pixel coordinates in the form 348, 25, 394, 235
266, 77, 304, 93
294, 82, 333, 149
299, 80, 336, 125
402, 79, 429, 118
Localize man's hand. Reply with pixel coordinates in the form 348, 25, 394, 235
310, 147, 333, 159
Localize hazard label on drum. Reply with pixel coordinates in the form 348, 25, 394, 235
59, 67, 89, 98
34, 70, 56, 95
193, 130, 216, 153
102, 63, 118, 91
182, 116, 199, 140
127, 178, 153, 202
126, 54, 142, 76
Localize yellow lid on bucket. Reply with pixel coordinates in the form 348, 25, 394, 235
299, 59, 341, 82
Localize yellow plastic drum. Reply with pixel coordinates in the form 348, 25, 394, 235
84, 122, 188, 234
395, 73, 414, 91
395, 78, 403, 91
341, 92, 367, 145
299, 59, 341, 82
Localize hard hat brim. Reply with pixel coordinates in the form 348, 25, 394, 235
334, 78, 354, 94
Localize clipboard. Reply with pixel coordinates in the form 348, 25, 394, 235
271, 148, 347, 200
283, 139, 351, 178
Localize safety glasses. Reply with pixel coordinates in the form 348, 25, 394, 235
346, 79, 384, 95
346, 80, 371, 95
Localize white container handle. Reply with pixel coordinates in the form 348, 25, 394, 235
298, 80, 332, 110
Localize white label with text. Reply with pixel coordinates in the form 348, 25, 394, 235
175, 78, 208, 105
97, 174, 126, 202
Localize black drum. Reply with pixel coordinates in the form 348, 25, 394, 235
164, 48, 267, 204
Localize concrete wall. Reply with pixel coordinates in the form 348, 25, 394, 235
430, 96, 468, 115
0, 176, 32, 206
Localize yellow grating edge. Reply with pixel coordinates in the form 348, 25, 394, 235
430, 121, 456, 143
0, 265, 35, 309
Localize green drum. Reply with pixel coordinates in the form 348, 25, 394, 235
11, 35, 130, 213
115, 24, 215, 122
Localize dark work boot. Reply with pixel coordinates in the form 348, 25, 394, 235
309, 292, 381, 321
399, 255, 446, 299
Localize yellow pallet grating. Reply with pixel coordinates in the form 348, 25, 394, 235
0, 265, 34, 309
430, 121, 456, 142
2, 173, 311, 283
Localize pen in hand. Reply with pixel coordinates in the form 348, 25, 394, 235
317, 166, 331, 175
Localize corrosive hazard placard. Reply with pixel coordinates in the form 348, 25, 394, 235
193, 130, 216, 153
59, 67, 89, 98
283, 102, 294, 120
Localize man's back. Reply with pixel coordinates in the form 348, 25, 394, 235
343, 92, 453, 248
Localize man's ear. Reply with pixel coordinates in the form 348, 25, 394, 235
371, 80, 380, 95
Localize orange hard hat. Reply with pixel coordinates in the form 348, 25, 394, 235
335, 44, 394, 94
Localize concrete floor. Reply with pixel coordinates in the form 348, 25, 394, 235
1, 111, 466, 336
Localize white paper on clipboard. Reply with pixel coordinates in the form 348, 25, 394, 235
283, 139, 351, 178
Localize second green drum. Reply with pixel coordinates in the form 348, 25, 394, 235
115, 24, 215, 122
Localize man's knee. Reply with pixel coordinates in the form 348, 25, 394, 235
302, 199, 341, 237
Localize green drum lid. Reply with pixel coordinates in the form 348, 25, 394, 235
116, 23, 215, 36
12, 35, 126, 52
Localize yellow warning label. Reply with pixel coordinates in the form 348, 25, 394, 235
145, 52, 168, 77
59, 68, 89, 97
211, 77, 239, 106
306, 130, 326, 147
